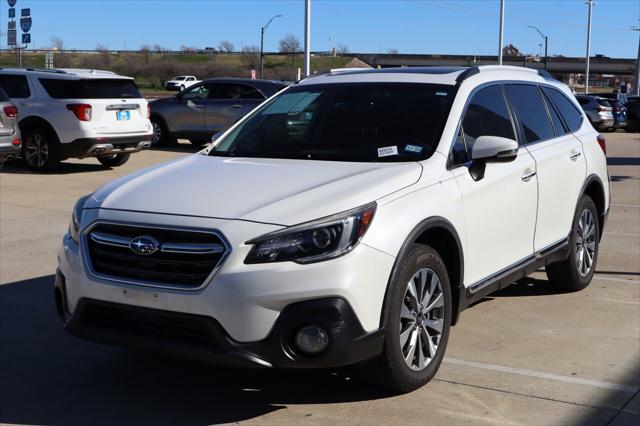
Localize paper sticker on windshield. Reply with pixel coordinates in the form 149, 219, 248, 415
377, 146, 398, 157
435, 91, 449, 96
404, 144, 423, 154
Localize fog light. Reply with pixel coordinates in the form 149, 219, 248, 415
295, 325, 329, 355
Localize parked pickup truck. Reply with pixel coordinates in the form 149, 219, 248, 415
165, 76, 200, 92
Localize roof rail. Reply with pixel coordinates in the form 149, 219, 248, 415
25, 68, 68, 74
455, 66, 480, 84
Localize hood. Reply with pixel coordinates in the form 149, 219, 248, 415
90, 155, 422, 226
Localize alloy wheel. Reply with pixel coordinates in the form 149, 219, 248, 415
24, 134, 49, 168
152, 121, 162, 144
399, 267, 445, 371
576, 208, 596, 276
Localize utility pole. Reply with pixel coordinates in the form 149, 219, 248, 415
585, 0, 595, 94
304, 0, 311, 77
498, 0, 505, 65
259, 14, 282, 80
633, 25, 639, 96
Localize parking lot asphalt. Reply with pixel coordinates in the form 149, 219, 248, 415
1, 133, 638, 425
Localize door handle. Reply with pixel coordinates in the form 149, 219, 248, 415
569, 151, 582, 161
521, 170, 536, 182
231, 104, 243, 109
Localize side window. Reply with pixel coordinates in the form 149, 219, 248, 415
209, 84, 264, 100
455, 85, 515, 164
506, 85, 554, 144
0, 74, 31, 98
181, 83, 209, 100
541, 91, 567, 136
543, 88, 584, 133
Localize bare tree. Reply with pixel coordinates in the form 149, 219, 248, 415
278, 34, 301, 54
502, 44, 522, 56
51, 35, 65, 51
218, 40, 235, 53
140, 44, 152, 64
336, 42, 350, 55
153, 43, 165, 54
241, 45, 261, 70
386, 48, 399, 54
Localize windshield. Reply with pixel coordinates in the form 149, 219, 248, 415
209, 83, 455, 162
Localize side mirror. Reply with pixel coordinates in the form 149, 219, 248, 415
471, 136, 518, 162
469, 136, 518, 181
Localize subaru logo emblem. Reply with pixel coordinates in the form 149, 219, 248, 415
129, 235, 160, 255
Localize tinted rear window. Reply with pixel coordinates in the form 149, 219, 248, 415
39, 78, 142, 99
0, 74, 31, 98
542, 87, 583, 132
0, 87, 9, 102
506, 85, 554, 144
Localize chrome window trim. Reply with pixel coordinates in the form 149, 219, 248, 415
81, 220, 231, 292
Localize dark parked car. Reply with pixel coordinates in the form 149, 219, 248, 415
576, 95, 614, 131
625, 96, 640, 132
150, 78, 287, 146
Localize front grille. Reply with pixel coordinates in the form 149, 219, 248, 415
86, 223, 228, 289
79, 299, 216, 347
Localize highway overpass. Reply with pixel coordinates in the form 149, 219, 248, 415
355, 53, 638, 76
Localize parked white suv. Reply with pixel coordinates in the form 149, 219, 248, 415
0, 68, 153, 171
55, 66, 609, 393
165, 75, 200, 91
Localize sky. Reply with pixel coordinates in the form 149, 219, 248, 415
1, 0, 638, 58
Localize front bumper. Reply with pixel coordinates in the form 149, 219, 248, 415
59, 135, 153, 159
55, 270, 384, 368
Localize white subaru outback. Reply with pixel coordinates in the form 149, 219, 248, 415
55, 66, 609, 393
0, 68, 153, 171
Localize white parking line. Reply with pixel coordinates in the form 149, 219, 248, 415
604, 232, 640, 238
444, 358, 640, 393
611, 204, 640, 208
593, 275, 640, 285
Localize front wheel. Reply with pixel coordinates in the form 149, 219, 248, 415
546, 195, 600, 291
98, 153, 130, 168
366, 244, 451, 393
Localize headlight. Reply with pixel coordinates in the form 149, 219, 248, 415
245, 203, 376, 264
69, 195, 91, 243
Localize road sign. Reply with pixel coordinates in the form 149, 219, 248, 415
22, 33, 30, 44
20, 16, 31, 33
21, 8, 29, 16
9, 8, 15, 18
8, 0, 17, 7
8, 21, 15, 30
7, 30, 16, 46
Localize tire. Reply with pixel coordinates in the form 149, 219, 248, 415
21, 126, 61, 172
366, 244, 452, 393
546, 195, 600, 292
150, 116, 177, 147
180, 85, 185, 92
97, 153, 130, 168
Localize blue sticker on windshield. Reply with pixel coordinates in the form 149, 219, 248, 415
404, 144, 423, 154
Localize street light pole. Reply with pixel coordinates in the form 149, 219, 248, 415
498, 0, 505, 65
259, 14, 283, 80
633, 25, 639, 96
585, 0, 595, 94
304, 0, 311, 77
527, 26, 548, 70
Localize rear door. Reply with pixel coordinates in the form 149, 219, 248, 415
506, 84, 586, 251
451, 84, 538, 286
204, 83, 265, 133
